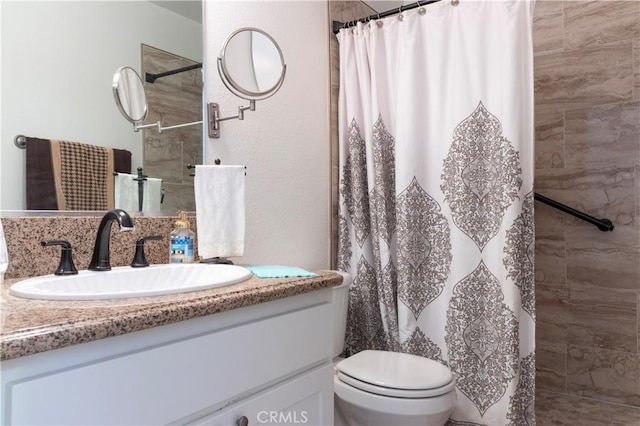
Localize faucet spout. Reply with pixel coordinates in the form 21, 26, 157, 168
89, 209, 135, 271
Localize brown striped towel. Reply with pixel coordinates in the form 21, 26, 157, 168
26, 137, 131, 210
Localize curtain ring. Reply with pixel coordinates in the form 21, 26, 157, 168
398, 6, 404, 21
418, 0, 426, 15
376, 12, 383, 28
452, 0, 460, 6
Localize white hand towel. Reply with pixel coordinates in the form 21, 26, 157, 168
0, 219, 9, 283
195, 165, 245, 259
142, 177, 163, 213
114, 173, 139, 212
115, 174, 163, 213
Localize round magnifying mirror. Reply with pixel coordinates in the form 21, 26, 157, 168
218, 28, 286, 100
112, 66, 148, 124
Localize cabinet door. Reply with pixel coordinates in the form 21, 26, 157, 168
226, 364, 334, 426
188, 410, 228, 426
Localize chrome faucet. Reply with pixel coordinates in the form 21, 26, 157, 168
89, 209, 135, 271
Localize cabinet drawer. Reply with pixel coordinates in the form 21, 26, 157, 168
5, 302, 333, 425
191, 363, 334, 426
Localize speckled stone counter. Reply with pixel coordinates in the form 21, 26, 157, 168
1, 271, 341, 361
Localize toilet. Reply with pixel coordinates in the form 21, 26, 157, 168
331, 272, 457, 426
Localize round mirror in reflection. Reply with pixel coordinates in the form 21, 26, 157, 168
112, 66, 148, 124
218, 28, 286, 100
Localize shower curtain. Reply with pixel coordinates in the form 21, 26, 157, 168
336, 1, 535, 424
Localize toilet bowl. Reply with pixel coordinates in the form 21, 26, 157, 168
331, 272, 456, 426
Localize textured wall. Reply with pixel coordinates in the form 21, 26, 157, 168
533, 0, 640, 411
202, 1, 330, 270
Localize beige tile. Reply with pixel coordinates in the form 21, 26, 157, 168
635, 38, 640, 101
144, 132, 184, 184
534, 41, 634, 108
534, 225, 566, 285
535, 106, 565, 169
534, 198, 565, 232
330, 84, 340, 269
568, 281, 637, 352
566, 224, 640, 292
180, 58, 203, 97
330, 35, 340, 89
636, 165, 640, 229
161, 182, 195, 213
536, 282, 570, 345
533, 0, 564, 54
180, 127, 202, 182
563, 1, 639, 50
142, 45, 201, 207
142, 45, 184, 96
536, 278, 637, 353
535, 166, 636, 227
536, 342, 567, 392
567, 345, 640, 406
536, 390, 640, 426
565, 102, 640, 169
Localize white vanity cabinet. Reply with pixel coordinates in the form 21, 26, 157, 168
1, 289, 334, 425
192, 363, 333, 426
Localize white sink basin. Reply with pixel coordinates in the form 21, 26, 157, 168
9, 264, 253, 300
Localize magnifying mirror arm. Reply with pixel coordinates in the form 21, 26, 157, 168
208, 100, 256, 138
134, 120, 203, 134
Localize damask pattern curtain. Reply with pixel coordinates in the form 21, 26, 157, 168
336, 1, 535, 424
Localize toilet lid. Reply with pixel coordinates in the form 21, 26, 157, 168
336, 350, 454, 396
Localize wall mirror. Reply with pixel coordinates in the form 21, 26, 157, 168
210, 28, 286, 138
0, 0, 202, 213
218, 28, 286, 100
113, 65, 203, 134
113, 66, 149, 125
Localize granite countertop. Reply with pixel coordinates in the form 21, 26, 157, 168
0, 271, 342, 361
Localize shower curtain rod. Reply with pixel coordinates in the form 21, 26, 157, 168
534, 193, 614, 231
145, 63, 202, 83
332, 0, 443, 34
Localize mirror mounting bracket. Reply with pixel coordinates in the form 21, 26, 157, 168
208, 101, 256, 139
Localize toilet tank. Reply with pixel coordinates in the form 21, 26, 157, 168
330, 271, 352, 358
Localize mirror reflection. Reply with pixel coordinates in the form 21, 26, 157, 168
113, 66, 148, 124
0, 0, 202, 212
218, 28, 286, 100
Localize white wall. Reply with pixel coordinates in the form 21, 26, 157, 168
0, 1, 202, 210
203, 1, 330, 270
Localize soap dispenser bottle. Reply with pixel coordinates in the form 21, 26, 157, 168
170, 211, 195, 263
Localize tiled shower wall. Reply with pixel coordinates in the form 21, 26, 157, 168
329, 0, 640, 414
533, 0, 640, 409
142, 45, 202, 213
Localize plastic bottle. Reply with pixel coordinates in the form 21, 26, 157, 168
170, 211, 195, 263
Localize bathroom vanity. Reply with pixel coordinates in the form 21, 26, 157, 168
0, 272, 340, 425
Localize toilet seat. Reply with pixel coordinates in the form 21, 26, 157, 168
336, 350, 455, 398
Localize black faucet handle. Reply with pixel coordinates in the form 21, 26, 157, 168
41, 240, 78, 276
131, 235, 163, 268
